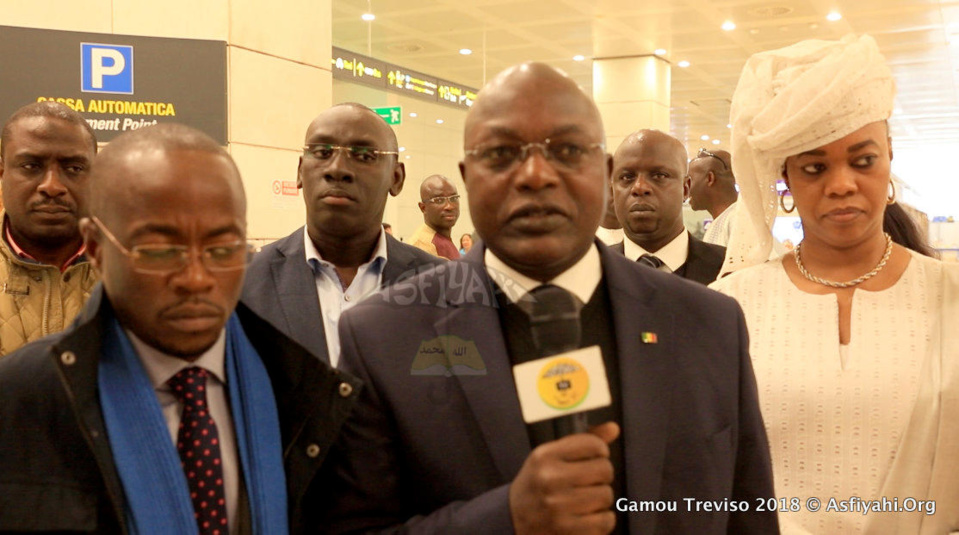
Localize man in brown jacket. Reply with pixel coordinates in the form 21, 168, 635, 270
0, 102, 98, 356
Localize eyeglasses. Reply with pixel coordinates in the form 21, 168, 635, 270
303, 144, 398, 164
91, 217, 253, 275
424, 194, 461, 205
697, 148, 729, 170
464, 139, 604, 172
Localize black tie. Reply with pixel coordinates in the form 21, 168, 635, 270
638, 254, 664, 270
526, 284, 587, 436
527, 284, 581, 356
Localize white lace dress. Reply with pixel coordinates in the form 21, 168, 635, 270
710, 252, 959, 534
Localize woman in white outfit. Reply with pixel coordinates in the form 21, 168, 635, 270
710, 34, 959, 534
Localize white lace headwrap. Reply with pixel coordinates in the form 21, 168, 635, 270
720, 34, 896, 276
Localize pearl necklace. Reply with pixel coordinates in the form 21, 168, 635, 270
794, 233, 893, 289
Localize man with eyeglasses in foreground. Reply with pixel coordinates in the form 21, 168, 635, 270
687, 148, 739, 247
409, 174, 462, 260
0, 124, 360, 533
610, 130, 726, 285
322, 63, 777, 534
241, 103, 442, 368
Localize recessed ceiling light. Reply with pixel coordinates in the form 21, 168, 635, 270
678, 60, 690, 68
722, 20, 736, 31
727, 123, 732, 129
712, 139, 721, 145
405, 155, 411, 159
436, 119, 444, 124
409, 112, 417, 118
573, 54, 585, 61
361, 13, 375, 21
654, 48, 667, 56
826, 11, 842, 22
700, 134, 710, 141
459, 48, 472, 55
399, 147, 406, 152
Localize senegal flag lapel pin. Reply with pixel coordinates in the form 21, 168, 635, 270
640, 332, 658, 344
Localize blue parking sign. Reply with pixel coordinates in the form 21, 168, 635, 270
81, 43, 133, 94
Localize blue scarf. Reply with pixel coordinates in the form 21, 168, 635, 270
98, 312, 288, 534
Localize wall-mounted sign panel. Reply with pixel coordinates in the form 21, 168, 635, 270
0, 25, 227, 144
332, 47, 478, 111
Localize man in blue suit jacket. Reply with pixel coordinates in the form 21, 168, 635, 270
323, 63, 777, 534
241, 103, 442, 366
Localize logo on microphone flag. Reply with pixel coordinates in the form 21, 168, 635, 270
537, 357, 590, 409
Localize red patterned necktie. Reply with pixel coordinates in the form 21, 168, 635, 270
168, 367, 229, 535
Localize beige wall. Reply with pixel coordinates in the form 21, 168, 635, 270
0, 0, 334, 242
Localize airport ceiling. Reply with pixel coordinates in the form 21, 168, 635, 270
333, 0, 959, 152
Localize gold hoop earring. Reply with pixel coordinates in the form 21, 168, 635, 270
887, 182, 896, 205
779, 191, 796, 214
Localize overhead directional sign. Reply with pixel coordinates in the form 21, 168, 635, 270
373, 106, 402, 125
332, 47, 478, 110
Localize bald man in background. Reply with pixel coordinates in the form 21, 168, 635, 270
610, 130, 725, 285
409, 174, 461, 260
241, 103, 442, 368
687, 148, 738, 247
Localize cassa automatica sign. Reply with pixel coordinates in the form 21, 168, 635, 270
0, 25, 226, 143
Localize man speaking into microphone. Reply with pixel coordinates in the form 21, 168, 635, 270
322, 63, 777, 534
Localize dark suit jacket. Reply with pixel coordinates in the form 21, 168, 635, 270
612, 232, 726, 285
240, 228, 444, 365
323, 242, 777, 534
0, 286, 361, 534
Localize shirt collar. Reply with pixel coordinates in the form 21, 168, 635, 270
3, 215, 86, 271
127, 328, 228, 390
484, 243, 601, 305
303, 226, 389, 272
623, 230, 689, 272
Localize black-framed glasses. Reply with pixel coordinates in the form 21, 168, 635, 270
91, 216, 253, 275
303, 144, 399, 164
697, 148, 728, 170
424, 194, 461, 205
464, 139, 605, 172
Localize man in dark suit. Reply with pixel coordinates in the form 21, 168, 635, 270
610, 129, 725, 285
0, 124, 359, 533
322, 63, 777, 534
241, 103, 442, 367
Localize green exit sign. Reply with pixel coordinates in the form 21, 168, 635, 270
373, 106, 402, 125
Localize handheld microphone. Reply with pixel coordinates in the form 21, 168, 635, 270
514, 285, 611, 437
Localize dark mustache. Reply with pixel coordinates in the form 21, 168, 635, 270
30, 199, 73, 210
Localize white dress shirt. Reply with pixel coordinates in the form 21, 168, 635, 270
304, 227, 388, 367
703, 201, 737, 247
129, 329, 239, 533
595, 226, 624, 246
484, 244, 602, 305
623, 230, 690, 273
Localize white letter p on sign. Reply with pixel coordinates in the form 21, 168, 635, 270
91, 48, 126, 89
